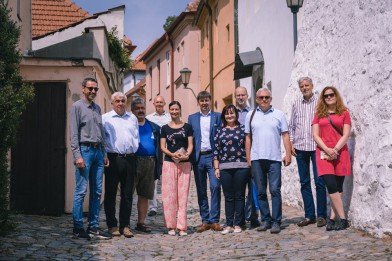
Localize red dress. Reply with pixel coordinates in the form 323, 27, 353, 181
312, 111, 351, 176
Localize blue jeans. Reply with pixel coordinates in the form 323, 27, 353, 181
296, 150, 327, 219
251, 159, 282, 224
73, 145, 104, 229
220, 168, 250, 227
193, 153, 221, 223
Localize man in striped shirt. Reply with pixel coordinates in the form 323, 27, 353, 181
288, 77, 327, 227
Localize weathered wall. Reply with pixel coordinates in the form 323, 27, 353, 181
282, 0, 392, 238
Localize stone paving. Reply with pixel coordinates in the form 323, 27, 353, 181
1, 177, 391, 260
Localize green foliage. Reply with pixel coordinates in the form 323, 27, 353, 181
163, 15, 177, 31
0, 0, 35, 235
107, 26, 132, 71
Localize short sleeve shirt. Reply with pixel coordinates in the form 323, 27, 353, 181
161, 123, 193, 162
312, 111, 351, 147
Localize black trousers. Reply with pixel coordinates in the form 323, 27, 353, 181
104, 154, 136, 228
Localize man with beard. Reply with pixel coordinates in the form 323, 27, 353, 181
70, 77, 110, 240
131, 98, 161, 233
102, 92, 139, 238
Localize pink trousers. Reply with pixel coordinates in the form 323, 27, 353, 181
161, 161, 191, 231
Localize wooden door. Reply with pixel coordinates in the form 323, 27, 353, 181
11, 82, 66, 216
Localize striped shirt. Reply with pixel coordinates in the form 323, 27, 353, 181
288, 94, 318, 151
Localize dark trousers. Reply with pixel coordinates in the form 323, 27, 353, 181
104, 154, 136, 229
220, 168, 250, 227
243, 177, 259, 223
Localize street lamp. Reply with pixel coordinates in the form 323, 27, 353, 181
286, 0, 304, 51
180, 67, 196, 99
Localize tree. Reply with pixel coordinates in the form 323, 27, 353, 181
163, 15, 177, 32
0, 0, 34, 235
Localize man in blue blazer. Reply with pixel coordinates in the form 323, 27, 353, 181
188, 91, 222, 232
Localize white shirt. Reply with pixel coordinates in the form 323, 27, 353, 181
146, 111, 171, 127
200, 111, 212, 151
102, 110, 139, 154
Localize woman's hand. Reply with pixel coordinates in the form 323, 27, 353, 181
325, 147, 338, 160
214, 169, 220, 179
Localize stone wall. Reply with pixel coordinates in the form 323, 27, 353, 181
282, 0, 392, 238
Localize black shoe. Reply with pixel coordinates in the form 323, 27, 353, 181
335, 219, 349, 231
250, 219, 261, 229
148, 210, 157, 216
257, 221, 271, 231
297, 218, 316, 227
317, 217, 327, 227
73, 228, 91, 240
326, 219, 335, 231
270, 223, 281, 234
87, 227, 112, 239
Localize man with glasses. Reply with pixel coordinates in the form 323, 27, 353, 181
289, 77, 327, 228
245, 87, 291, 234
235, 86, 260, 229
102, 92, 139, 238
70, 77, 110, 240
131, 98, 161, 233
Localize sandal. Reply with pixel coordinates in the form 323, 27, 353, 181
135, 223, 152, 233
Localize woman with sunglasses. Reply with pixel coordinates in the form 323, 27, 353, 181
213, 105, 250, 234
160, 101, 193, 236
312, 86, 351, 231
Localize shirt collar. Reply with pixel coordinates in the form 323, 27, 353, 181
153, 111, 168, 116
256, 106, 274, 114
301, 93, 316, 103
200, 110, 211, 117
110, 110, 130, 118
236, 105, 251, 112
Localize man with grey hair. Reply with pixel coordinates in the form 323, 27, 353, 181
288, 77, 327, 227
245, 87, 291, 234
103, 92, 139, 238
131, 97, 161, 233
146, 95, 171, 216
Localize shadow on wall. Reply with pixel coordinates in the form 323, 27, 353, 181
343, 131, 356, 215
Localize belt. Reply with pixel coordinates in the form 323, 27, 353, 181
200, 150, 212, 155
136, 155, 155, 159
108, 153, 135, 158
80, 142, 102, 149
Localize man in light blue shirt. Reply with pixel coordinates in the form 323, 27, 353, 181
102, 92, 139, 238
245, 87, 291, 234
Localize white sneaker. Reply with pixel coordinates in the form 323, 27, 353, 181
221, 227, 234, 235
179, 230, 188, 236
168, 229, 176, 236
233, 227, 242, 233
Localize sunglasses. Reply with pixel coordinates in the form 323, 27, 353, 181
323, 93, 335, 99
85, 87, 99, 92
256, 96, 270, 100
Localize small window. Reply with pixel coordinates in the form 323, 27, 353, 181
17, 0, 21, 21
166, 51, 170, 87
226, 24, 230, 42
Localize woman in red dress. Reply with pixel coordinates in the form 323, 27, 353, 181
312, 86, 351, 231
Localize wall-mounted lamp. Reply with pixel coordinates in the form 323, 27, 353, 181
180, 67, 197, 99
286, 0, 304, 51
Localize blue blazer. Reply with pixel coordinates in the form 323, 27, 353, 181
146, 119, 162, 180
188, 111, 221, 164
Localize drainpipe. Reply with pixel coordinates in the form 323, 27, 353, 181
165, 33, 175, 102
204, 1, 214, 111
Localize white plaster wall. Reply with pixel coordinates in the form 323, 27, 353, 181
283, 0, 392, 238
238, 0, 300, 110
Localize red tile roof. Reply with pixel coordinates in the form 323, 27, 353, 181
32, 0, 91, 38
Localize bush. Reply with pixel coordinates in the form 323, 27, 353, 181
0, 0, 35, 235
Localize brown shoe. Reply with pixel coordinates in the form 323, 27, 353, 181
210, 223, 223, 231
135, 223, 152, 233
108, 227, 121, 236
196, 223, 211, 233
120, 227, 134, 238
317, 217, 327, 227
297, 218, 316, 227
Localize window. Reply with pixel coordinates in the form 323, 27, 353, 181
157, 59, 161, 94
17, 0, 21, 21
166, 51, 170, 87
226, 24, 230, 42
149, 66, 153, 101
181, 41, 185, 68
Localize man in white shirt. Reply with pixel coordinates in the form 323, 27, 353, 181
146, 96, 171, 216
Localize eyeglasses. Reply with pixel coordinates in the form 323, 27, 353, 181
114, 99, 126, 103
256, 96, 270, 100
323, 93, 335, 99
85, 87, 99, 92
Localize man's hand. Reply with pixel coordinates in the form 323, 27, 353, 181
291, 147, 297, 157
104, 157, 110, 167
76, 158, 85, 169
283, 154, 292, 167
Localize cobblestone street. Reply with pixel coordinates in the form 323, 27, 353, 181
1, 177, 391, 260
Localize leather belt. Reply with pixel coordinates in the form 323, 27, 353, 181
108, 153, 135, 158
80, 142, 101, 149
200, 150, 212, 155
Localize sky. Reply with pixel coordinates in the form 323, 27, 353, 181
72, 0, 191, 57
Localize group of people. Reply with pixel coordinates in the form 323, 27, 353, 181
69, 76, 351, 240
